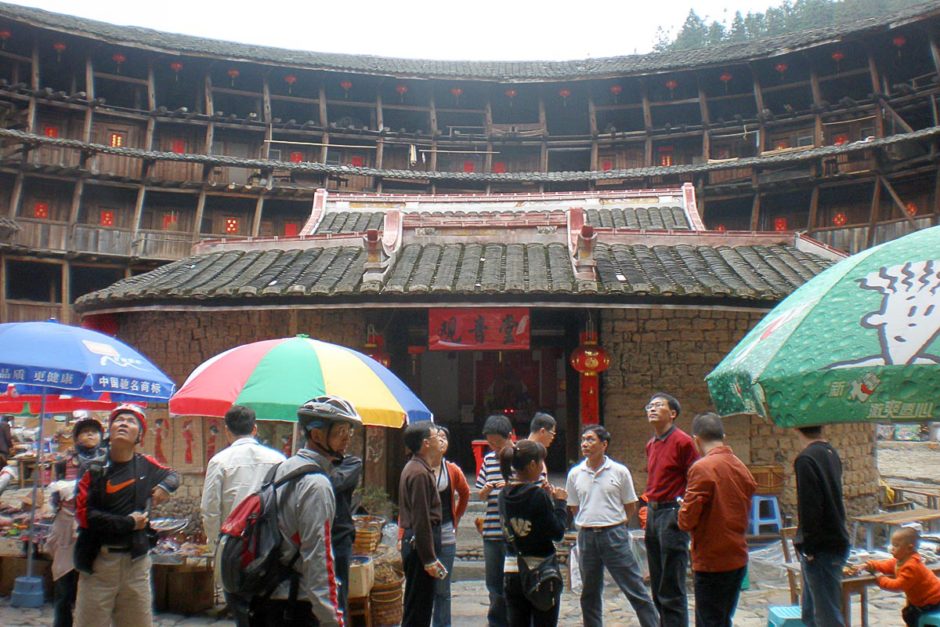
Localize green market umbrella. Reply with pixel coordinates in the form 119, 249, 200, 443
706, 226, 940, 427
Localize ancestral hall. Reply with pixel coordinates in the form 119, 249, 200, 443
0, 1, 929, 509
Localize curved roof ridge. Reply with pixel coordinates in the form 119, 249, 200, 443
1, 1, 939, 79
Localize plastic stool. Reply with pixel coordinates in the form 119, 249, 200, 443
749, 494, 783, 536
768, 605, 805, 626
919, 609, 940, 626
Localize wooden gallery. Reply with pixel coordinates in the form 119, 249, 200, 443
3, 2, 939, 519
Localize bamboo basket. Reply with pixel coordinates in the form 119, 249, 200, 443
369, 574, 404, 626
352, 515, 384, 555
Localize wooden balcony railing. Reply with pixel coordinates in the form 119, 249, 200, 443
133, 229, 194, 260
12, 219, 69, 252
4, 300, 70, 323
72, 224, 134, 257
810, 216, 933, 254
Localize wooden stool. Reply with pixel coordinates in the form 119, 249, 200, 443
348, 595, 372, 627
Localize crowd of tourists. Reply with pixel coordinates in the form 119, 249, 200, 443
19, 390, 940, 627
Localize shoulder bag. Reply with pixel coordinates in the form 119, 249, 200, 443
498, 488, 563, 612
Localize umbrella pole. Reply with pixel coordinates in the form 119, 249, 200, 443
25, 387, 45, 580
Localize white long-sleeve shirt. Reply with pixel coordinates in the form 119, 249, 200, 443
200, 436, 286, 548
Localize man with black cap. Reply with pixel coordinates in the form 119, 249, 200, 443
73, 404, 179, 626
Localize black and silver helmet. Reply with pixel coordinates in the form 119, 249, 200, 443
296, 395, 362, 433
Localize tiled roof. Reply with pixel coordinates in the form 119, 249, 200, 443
75, 241, 832, 311
3, 126, 939, 184
1, 2, 938, 79
314, 206, 690, 234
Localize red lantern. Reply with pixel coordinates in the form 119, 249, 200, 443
719, 71, 733, 94
284, 74, 297, 94
570, 326, 610, 425
364, 326, 391, 368
893, 34, 907, 59
450, 86, 463, 104
906, 201, 918, 216
0, 29, 10, 50
609, 84, 622, 103
774, 217, 788, 231
169, 61, 183, 81
715, 223, 727, 233
112, 52, 126, 73
833, 212, 847, 226
340, 80, 352, 98
665, 79, 678, 98
395, 83, 408, 102
774, 62, 788, 79
52, 41, 66, 62
504, 88, 517, 99
558, 87, 571, 106
227, 68, 240, 86
831, 50, 845, 71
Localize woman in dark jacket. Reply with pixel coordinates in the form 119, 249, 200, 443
497, 440, 568, 627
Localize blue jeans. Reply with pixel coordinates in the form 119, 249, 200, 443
483, 539, 508, 627
645, 506, 690, 627
433, 542, 457, 627
801, 550, 847, 627
579, 524, 659, 627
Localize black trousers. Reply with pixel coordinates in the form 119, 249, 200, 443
903, 601, 940, 627
693, 567, 746, 627
53, 570, 78, 627
248, 598, 318, 627
401, 526, 442, 627
645, 505, 690, 627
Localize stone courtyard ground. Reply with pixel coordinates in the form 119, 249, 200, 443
0, 440, 935, 626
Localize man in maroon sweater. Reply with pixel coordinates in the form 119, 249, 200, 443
644, 392, 698, 627
678, 412, 756, 627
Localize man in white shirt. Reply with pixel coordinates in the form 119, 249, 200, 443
201, 405, 286, 546
566, 425, 658, 627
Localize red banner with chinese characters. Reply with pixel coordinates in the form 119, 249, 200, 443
428, 308, 530, 351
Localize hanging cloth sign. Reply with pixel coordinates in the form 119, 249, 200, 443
428, 308, 530, 351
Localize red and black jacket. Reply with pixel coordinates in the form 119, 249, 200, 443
74, 452, 179, 573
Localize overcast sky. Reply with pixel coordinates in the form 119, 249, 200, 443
8, 0, 777, 60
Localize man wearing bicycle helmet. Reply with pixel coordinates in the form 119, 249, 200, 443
249, 395, 361, 627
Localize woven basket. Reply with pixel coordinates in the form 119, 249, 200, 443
369, 574, 404, 626
749, 464, 784, 495
353, 515, 385, 555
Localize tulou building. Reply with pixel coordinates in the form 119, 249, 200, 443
2, 1, 937, 510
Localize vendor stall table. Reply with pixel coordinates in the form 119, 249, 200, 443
852, 508, 940, 550
151, 554, 215, 614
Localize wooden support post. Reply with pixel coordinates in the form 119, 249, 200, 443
319, 85, 329, 162
867, 50, 882, 97
749, 189, 761, 231
262, 76, 272, 125
929, 35, 940, 77
9, 173, 23, 218
83, 56, 94, 144
375, 137, 384, 170
698, 79, 710, 160
428, 92, 437, 136
147, 62, 156, 112
67, 179, 84, 225
540, 141, 548, 173
192, 189, 207, 242
131, 185, 147, 243
879, 175, 919, 227
641, 80, 652, 131
866, 176, 882, 248
430, 138, 437, 171
807, 184, 819, 232
881, 101, 915, 134
27, 42, 38, 133
204, 73, 214, 117
376, 92, 384, 133
251, 194, 265, 237
485, 140, 493, 173
538, 92, 546, 130
588, 95, 598, 136
61, 261, 70, 324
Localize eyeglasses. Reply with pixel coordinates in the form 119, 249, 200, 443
645, 402, 668, 411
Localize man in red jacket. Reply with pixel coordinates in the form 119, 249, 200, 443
678, 412, 756, 627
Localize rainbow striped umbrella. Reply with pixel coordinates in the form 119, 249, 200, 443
169, 335, 432, 427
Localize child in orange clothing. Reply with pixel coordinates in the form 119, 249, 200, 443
850, 527, 940, 626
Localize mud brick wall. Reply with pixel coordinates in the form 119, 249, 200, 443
600, 307, 879, 519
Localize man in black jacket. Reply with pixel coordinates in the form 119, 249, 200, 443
73, 405, 179, 626
327, 417, 362, 620
794, 425, 850, 627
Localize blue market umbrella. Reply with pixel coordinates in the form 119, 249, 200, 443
0, 320, 174, 606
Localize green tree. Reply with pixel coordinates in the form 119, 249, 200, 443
672, 9, 709, 51
729, 11, 748, 42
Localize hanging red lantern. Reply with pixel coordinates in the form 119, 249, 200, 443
395, 83, 408, 103
558, 87, 571, 106
407, 345, 425, 376
893, 34, 907, 59
504, 88, 517, 108
364, 325, 391, 368
665, 79, 678, 98
227, 68, 240, 86
719, 71, 733, 94
112, 52, 126, 73
831, 50, 845, 72
169, 61, 183, 82
774, 62, 788, 78
833, 212, 847, 227
340, 80, 353, 98
609, 84, 622, 103
52, 41, 66, 62
450, 86, 463, 105
0, 30, 10, 50
569, 321, 610, 426
774, 217, 788, 231
715, 223, 727, 233
906, 201, 918, 216
283, 74, 297, 94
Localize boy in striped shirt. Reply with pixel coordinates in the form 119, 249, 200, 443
476, 414, 513, 627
